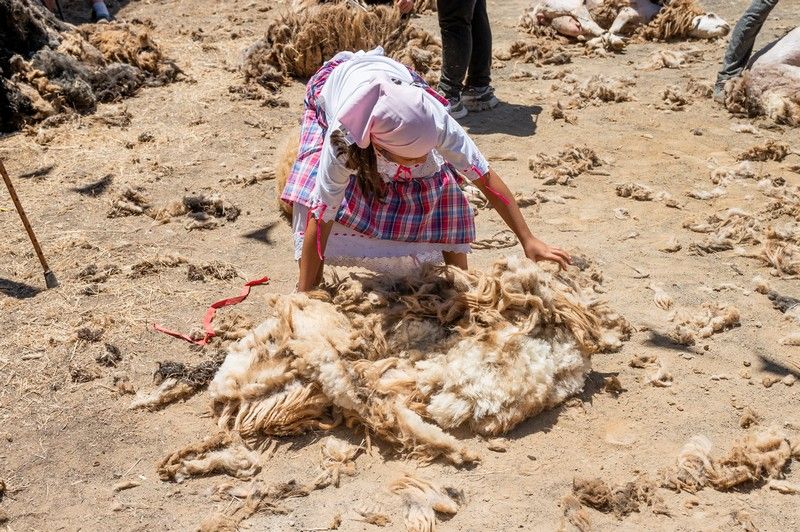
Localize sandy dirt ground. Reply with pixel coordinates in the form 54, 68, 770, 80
2, 0, 800, 530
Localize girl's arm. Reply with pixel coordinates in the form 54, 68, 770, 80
298, 216, 334, 291
473, 169, 572, 270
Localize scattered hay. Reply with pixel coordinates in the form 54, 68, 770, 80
128, 253, 187, 278
187, 261, 238, 282
668, 303, 740, 345
662, 427, 794, 492
737, 141, 789, 162
390, 473, 462, 532
107, 187, 151, 217
528, 145, 602, 186
242, 2, 442, 89
180, 257, 632, 467
470, 229, 516, 250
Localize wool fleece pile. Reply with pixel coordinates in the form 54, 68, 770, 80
161, 256, 629, 476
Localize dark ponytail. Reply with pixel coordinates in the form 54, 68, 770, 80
330, 129, 386, 202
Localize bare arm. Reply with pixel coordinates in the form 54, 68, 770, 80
473, 169, 572, 270
298, 216, 333, 291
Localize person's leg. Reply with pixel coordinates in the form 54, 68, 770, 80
437, 0, 477, 116
465, 0, 491, 89
442, 251, 468, 269
88, 0, 112, 22
715, 0, 779, 97
462, 0, 498, 112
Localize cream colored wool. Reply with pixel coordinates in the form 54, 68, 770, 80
662, 427, 794, 492
168, 257, 632, 470
390, 473, 462, 532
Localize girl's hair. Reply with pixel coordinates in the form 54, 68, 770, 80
330, 129, 386, 202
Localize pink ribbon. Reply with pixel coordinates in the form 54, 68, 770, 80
305, 203, 328, 261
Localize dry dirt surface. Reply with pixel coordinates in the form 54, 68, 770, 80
2, 0, 800, 530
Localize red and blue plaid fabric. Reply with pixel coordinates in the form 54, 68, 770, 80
281, 57, 475, 245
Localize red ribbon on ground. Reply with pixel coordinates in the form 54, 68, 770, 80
153, 276, 270, 346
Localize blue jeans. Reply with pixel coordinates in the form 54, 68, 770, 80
716, 0, 780, 88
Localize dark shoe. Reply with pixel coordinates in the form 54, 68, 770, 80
90, 8, 112, 23
446, 95, 468, 119
712, 84, 726, 105
462, 85, 499, 112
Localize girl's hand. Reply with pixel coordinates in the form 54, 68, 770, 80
396, 0, 414, 13
523, 238, 572, 270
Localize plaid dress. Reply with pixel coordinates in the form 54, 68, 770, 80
281, 55, 476, 259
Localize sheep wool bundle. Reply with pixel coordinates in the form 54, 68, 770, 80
205, 257, 630, 466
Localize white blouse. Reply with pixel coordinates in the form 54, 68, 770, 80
312, 48, 490, 222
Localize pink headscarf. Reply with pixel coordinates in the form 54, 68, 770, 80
337, 76, 439, 159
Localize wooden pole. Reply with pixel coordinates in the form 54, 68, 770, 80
0, 159, 58, 288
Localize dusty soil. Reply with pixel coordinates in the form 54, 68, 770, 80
1, 0, 800, 530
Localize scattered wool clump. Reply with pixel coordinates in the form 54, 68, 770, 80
154, 257, 630, 472
683, 208, 761, 254
657, 85, 690, 111
242, 2, 442, 89
686, 186, 727, 200
710, 161, 756, 185
637, 49, 703, 70
572, 475, 667, 518
529, 145, 602, 186
744, 241, 800, 277
661, 427, 795, 492
668, 303, 740, 345
187, 261, 238, 282
158, 432, 261, 482
649, 362, 673, 387
150, 192, 241, 230
561, 495, 592, 532
390, 473, 463, 532
616, 183, 654, 201
647, 283, 673, 310
355, 506, 392, 526
128, 252, 187, 278
555, 75, 635, 109
107, 187, 151, 217
130, 351, 227, 410
1, 0, 180, 130
495, 36, 572, 67
737, 140, 789, 162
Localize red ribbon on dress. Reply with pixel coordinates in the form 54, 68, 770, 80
393, 165, 413, 182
